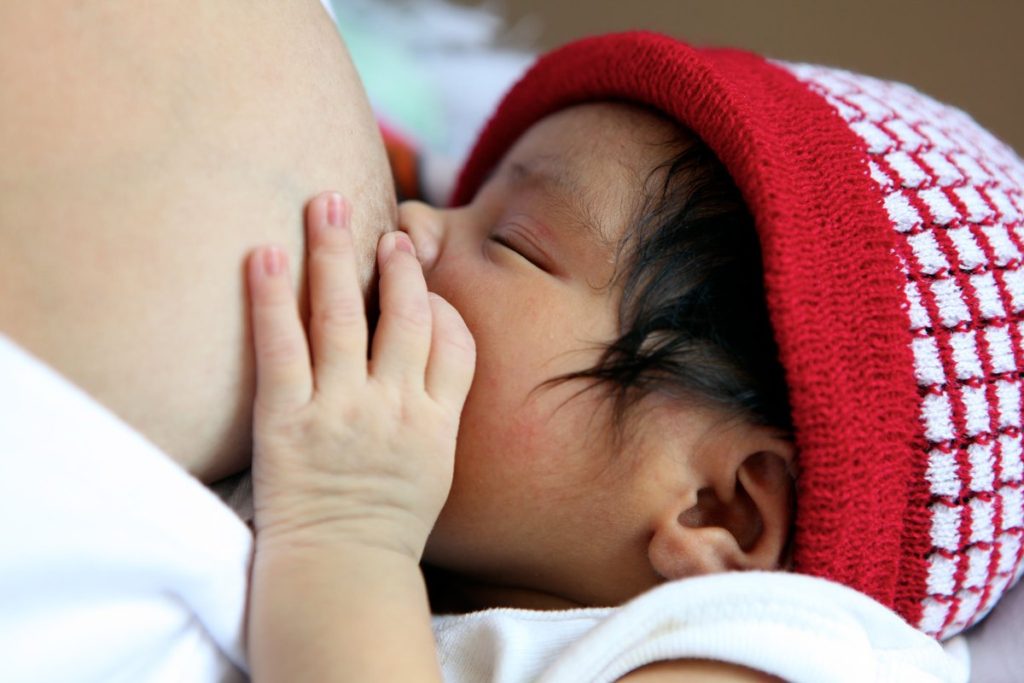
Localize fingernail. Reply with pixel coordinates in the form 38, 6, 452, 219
262, 247, 284, 276
325, 193, 348, 228
394, 232, 415, 255
380, 232, 414, 265
379, 232, 397, 263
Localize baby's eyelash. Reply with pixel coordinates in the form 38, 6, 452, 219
489, 233, 516, 252
489, 233, 545, 270
489, 233, 524, 258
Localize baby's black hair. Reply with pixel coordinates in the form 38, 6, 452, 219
553, 128, 793, 435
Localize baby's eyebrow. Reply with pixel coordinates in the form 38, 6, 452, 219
506, 159, 611, 247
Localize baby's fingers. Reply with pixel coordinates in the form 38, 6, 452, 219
248, 247, 313, 412
425, 293, 476, 416
306, 193, 368, 393
371, 232, 432, 385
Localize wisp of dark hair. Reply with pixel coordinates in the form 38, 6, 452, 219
551, 127, 792, 435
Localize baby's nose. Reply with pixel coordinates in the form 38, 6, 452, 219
397, 200, 443, 270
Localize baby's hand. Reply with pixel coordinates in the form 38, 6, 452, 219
246, 192, 475, 560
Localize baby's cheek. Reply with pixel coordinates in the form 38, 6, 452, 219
456, 384, 539, 481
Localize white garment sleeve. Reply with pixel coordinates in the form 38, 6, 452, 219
538, 572, 967, 683
0, 337, 253, 683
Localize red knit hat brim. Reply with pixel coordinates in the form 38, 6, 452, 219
452, 32, 929, 625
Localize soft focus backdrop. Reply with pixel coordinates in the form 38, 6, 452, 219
462, 0, 1024, 153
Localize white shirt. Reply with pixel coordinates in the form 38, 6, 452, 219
0, 336, 252, 682
433, 573, 967, 683
0, 335, 968, 682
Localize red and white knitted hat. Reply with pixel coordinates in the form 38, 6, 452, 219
451, 32, 1024, 639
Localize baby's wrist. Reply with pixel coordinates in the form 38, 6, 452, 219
253, 500, 434, 563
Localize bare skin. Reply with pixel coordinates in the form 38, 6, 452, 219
246, 195, 777, 683
0, 6, 794, 678
620, 660, 782, 682
0, 0, 395, 481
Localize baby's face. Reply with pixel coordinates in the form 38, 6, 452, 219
400, 104, 730, 608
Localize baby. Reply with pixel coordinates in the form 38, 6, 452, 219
246, 32, 1022, 682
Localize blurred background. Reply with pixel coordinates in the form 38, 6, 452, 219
454, 0, 1024, 153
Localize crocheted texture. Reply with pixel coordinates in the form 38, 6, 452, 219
451, 31, 1024, 639
786, 63, 1024, 639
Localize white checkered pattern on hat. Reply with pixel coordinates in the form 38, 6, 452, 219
784, 62, 1024, 639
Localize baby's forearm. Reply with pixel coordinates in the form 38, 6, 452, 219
245, 194, 473, 681
249, 538, 441, 682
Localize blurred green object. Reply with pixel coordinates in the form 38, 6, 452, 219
327, 1, 447, 149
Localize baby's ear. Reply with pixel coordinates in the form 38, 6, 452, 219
647, 429, 794, 579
